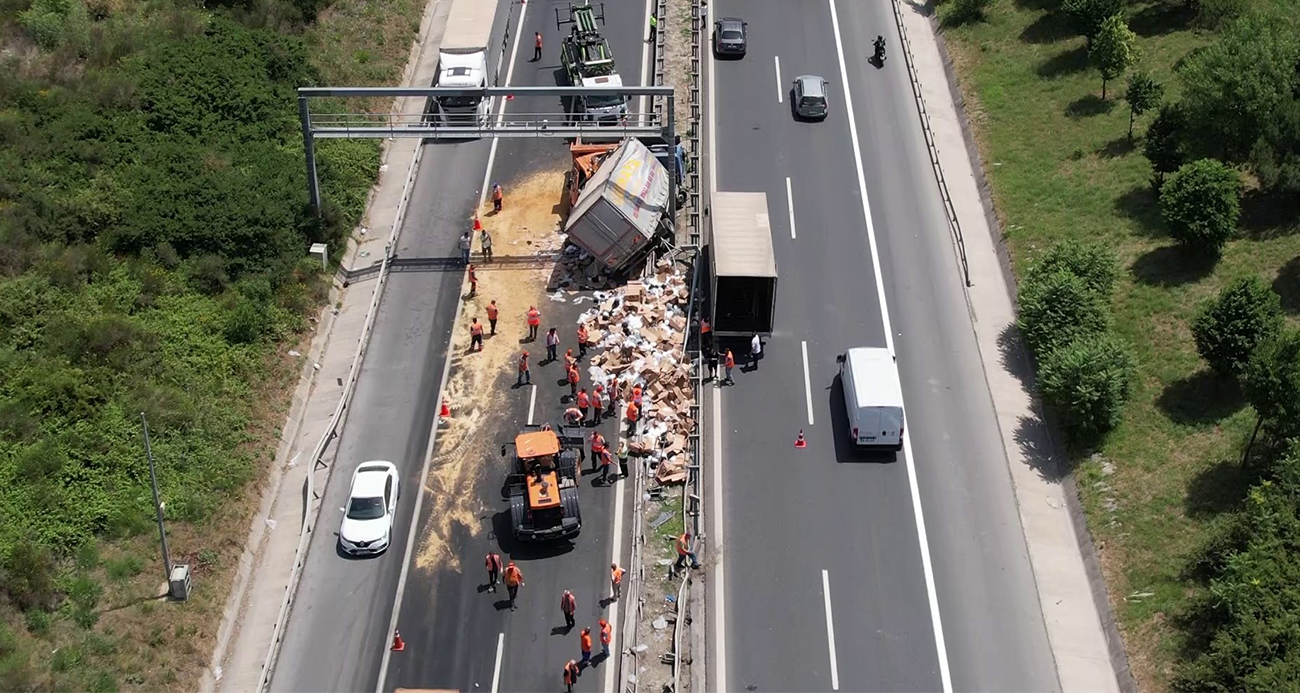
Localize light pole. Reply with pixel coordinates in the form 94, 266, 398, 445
141, 413, 172, 581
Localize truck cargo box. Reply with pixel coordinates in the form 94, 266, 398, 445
564, 138, 669, 272
709, 191, 777, 336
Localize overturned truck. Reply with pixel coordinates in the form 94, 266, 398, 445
564, 138, 672, 275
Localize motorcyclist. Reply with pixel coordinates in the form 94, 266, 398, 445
873, 35, 886, 59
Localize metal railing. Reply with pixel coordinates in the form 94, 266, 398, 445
308, 111, 665, 139
889, 0, 972, 288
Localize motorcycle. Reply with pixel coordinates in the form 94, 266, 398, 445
873, 36, 886, 64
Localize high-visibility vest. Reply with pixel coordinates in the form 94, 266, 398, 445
701, 320, 711, 335
611, 565, 625, 584
568, 367, 579, 384
581, 631, 592, 653
632, 386, 643, 405
725, 352, 735, 368
565, 407, 582, 422
591, 433, 605, 453
627, 402, 639, 421
535, 34, 543, 48
577, 391, 589, 408
504, 565, 522, 585
493, 186, 503, 201
486, 554, 502, 572
486, 303, 499, 320
527, 309, 540, 326
468, 267, 477, 282
471, 322, 483, 336
519, 355, 529, 371
600, 621, 612, 644
600, 449, 612, 467
577, 325, 588, 343
676, 534, 690, 555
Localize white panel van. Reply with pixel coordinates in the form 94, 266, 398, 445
837, 347, 905, 451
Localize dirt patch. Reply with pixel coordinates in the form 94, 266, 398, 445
662, 0, 696, 135
413, 167, 570, 574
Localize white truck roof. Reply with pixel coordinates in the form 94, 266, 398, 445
711, 192, 776, 278
437, 51, 486, 86
581, 73, 623, 88
845, 347, 903, 408
440, 0, 498, 53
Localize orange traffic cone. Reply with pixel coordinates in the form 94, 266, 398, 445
473, 215, 483, 232
440, 398, 451, 418
391, 630, 405, 652
794, 430, 806, 449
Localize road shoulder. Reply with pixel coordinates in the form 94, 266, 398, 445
890, 1, 1134, 691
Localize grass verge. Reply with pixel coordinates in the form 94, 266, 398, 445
934, 0, 1300, 689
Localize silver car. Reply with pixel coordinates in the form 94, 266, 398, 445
792, 75, 829, 121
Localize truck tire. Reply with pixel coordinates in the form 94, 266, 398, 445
560, 487, 582, 526
509, 494, 527, 537
558, 449, 580, 479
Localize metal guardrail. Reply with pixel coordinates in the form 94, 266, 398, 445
254, 128, 426, 693
889, 0, 972, 288
309, 112, 666, 139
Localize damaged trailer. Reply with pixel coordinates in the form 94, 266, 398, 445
708, 191, 777, 336
564, 138, 672, 274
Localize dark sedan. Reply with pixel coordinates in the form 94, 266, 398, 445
713, 17, 747, 57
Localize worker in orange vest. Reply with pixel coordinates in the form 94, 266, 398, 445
563, 659, 580, 692
533, 32, 543, 62
599, 447, 613, 483
486, 300, 499, 335
577, 323, 590, 357
517, 350, 531, 386
723, 349, 736, 385
560, 589, 577, 629
492, 182, 504, 212
590, 430, 606, 461
675, 532, 701, 571
526, 305, 541, 341
631, 384, 643, 408
576, 388, 590, 421
625, 400, 639, 436
610, 562, 625, 600
503, 561, 524, 608
599, 618, 612, 657
564, 406, 583, 426
564, 348, 576, 369
590, 384, 604, 424
567, 363, 579, 399
580, 626, 593, 666
469, 318, 484, 352
467, 263, 478, 297
485, 551, 503, 593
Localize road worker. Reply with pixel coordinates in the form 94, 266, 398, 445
675, 532, 701, 571
580, 627, 593, 666
592, 383, 605, 424
590, 431, 606, 461
602, 386, 616, 419
632, 384, 643, 408
561, 589, 577, 629
576, 388, 590, 422
610, 562, 625, 600
599, 619, 612, 657
625, 400, 639, 436
467, 263, 478, 297
526, 306, 541, 341
564, 406, 584, 426
517, 350, 531, 386
723, 349, 735, 385
469, 318, 484, 352
567, 363, 580, 398
533, 31, 543, 61
564, 659, 580, 692
577, 323, 589, 357
485, 552, 503, 592
546, 327, 559, 362
492, 182, 504, 212
503, 561, 524, 607
480, 226, 493, 263
599, 447, 613, 483
486, 300, 499, 334
617, 439, 629, 479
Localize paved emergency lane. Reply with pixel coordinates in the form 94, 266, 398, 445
269, 3, 515, 691
380, 0, 648, 691
708, 0, 1059, 691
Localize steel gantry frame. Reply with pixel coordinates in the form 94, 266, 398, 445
297, 85, 676, 213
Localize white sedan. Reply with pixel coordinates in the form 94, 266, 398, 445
338, 461, 399, 556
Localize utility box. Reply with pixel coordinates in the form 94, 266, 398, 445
169, 564, 192, 601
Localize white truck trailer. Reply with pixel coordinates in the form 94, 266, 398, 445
434, 0, 500, 124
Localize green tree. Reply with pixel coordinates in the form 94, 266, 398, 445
1179, 12, 1300, 162
1016, 269, 1111, 359
1089, 14, 1138, 99
1192, 276, 1284, 378
1038, 333, 1136, 445
1159, 158, 1241, 253
1062, 0, 1124, 47
1242, 328, 1300, 465
1123, 70, 1163, 140
949, 0, 993, 24
1144, 103, 1188, 188
1027, 239, 1120, 297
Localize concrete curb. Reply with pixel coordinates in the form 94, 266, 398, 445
898, 2, 1137, 691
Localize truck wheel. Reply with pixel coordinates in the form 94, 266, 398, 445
560, 487, 582, 525
558, 449, 580, 478
510, 494, 527, 536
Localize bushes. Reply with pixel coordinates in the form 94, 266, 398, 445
1160, 158, 1241, 253
1017, 240, 1133, 445
1192, 276, 1283, 377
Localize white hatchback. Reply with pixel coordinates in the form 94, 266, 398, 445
338, 461, 400, 556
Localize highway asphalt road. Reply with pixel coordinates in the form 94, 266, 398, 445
706, 0, 1060, 691
271, 0, 650, 690
379, 2, 648, 691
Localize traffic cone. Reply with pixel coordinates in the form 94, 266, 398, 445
473, 215, 483, 232
794, 430, 806, 449
440, 398, 451, 418
391, 630, 405, 652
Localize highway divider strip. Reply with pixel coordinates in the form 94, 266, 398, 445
255, 112, 428, 693
888, 0, 973, 289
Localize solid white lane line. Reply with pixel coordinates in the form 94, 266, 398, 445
527, 384, 537, 425
801, 341, 815, 426
604, 438, 627, 693
786, 176, 797, 240
826, 1, 952, 691
711, 392, 727, 693
775, 55, 783, 103
491, 632, 505, 693
376, 3, 531, 691
822, 570, 840, 691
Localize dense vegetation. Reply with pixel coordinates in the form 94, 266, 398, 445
937, 0, 1300, 687
0, 0, 385, 686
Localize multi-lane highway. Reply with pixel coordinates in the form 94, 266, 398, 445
705, 1, 1060, 691
271, 0, 649, 691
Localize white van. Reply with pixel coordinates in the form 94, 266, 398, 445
837, 347, 905, 451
